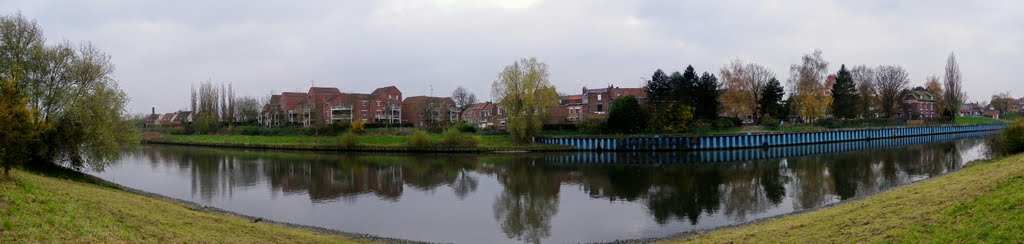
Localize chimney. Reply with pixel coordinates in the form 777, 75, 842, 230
152, 107, 155, 115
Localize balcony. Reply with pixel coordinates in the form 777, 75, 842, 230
332, 104, 353, 111
388, 105, 401, 111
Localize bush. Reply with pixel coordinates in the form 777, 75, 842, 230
992, 120, 1024, 156
336, 133, 359, 148
406, 130, 433, 149
350, 120, 366, 134
576, 119, 606, 134
442, 129, 479, 147
760, 115, 781, 130
454, 122, 478, 134
714, 117, 738, 129
606, 95, 648, 133
330, 120, 351, 134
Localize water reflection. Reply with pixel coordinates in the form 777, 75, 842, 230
102, 132, 992, 243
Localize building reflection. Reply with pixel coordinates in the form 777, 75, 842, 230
126, 133, 988, 240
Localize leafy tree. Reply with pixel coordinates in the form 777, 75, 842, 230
924, 75, 944, 115
491, 58, 558, 143
789, 49, 831, 122
693, 72, 721, 120
851, 65, 876, 118
991, 92, 1014, 113
606, 95, 648, 133
645, 67, 696, 132
759, 77, 785, 119
720, 59, 774, 120
1, 13, 136, 171
0, 74, 36, 178
830, 65, 860, 119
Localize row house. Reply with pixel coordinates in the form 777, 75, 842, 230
462, 102, 506, 129
959, 102, 984, 116
401, 96, 459, 127
150, 110, 193, 127
545, 85, 647, 124
901, 90, 938, 118
1009, 98, 1024, 113
326, 86, 403, 125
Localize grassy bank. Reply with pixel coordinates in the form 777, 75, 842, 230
0, 169, 360, 243
955, 116, 1007, 124
146, 134, 572, 152
668, 153, 1024, 243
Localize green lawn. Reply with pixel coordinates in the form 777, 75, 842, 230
1001, 113, 1022, 122
667, 153, 1024, 243
955, 116, 1007, 125
0, 169, 361, 243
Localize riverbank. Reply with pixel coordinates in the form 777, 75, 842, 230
0, 169, 372, 243
665, 153, 1024, 243
143, 133, 573, 152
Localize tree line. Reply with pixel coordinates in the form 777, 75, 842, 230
1, 13, 136, 177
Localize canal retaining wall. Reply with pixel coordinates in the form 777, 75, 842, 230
535, 124, 1004, 151
538, 130, 996, 164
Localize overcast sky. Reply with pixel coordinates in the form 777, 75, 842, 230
5, 0, 1021, 114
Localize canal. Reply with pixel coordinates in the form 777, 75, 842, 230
88, 132, 994, 243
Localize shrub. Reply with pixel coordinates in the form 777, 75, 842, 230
406, 130, 433, 149
606, 95, 648, 133
454, 122, 478, 133
330, 120, 352, 134
441, 129, 479, 148
714, 117, 737, 129
336, 132, 359, 148
576, 119, 606, 134
992, 120, 1024, 156
760, 115, 781, 130
350, 120, 366, 134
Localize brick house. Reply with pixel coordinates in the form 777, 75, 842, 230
326, 86, 403, 125
461, 102, 505, 129
280, 92, 308, 125
901, 90, 938, 119
171, 111, 193, 126
260, 95, 282, 127
401, 96, 458, 127
552, 85, 646, 122
159, 112, 177, 127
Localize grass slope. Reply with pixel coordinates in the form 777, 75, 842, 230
669, 154, 1024, 243
0, 170, 360, 243
955, 116, 1007, 125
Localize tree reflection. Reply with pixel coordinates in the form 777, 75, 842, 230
492, 159, 561, 244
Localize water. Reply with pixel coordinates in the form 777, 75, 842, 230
88, 132, 993, 243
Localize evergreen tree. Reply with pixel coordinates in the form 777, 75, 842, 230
674, 65, 698, 106
759, 77, 785, 119
830, 65, 860, 119
693, 72, 721, 120
644, 69, 672, 105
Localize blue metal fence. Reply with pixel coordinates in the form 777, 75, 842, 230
535, 124, 1005, 151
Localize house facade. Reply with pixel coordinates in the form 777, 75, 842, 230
461, 102, 505, 129
401, 96, 458, 127
259, 86, 403, 127
901, 90, 938, 119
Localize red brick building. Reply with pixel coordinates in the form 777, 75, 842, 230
901, 90, 938, 119
401, 96, 458, 127
461, 102, 505, 129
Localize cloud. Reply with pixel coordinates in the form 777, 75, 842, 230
4, 0, 1020, 113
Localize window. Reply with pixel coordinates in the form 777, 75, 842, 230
361, 110, 367, 116
597, 104, 603, 112
376, 101, 381, 107
361, 101, 368, 106
597, 94, 602, 101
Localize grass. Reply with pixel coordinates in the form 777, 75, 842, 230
667, 153, 1024, 243
1001, 113, 1022, 122
153, 133, 568, 151
955, 116, 1007, 125
0, 169, 360, 243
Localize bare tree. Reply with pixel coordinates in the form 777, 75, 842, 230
943, 53, 966, 117
451, 86, 477, 111
720, 59, 774, 119
874, 65, 910, 117
234, 96, 261, 124
851, 65, 876, 118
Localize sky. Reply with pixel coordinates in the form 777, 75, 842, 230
4, 0, 1022, 114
